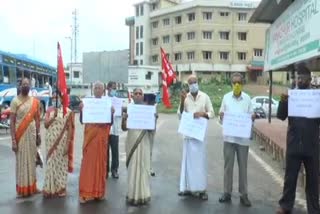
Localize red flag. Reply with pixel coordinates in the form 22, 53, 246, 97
57, 42, 69, 116
161, 48, 176, 108
161, 47, 176, 86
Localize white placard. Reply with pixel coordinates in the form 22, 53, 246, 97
82, 98, 112, 123
288, 89, 320, 118
222, 112, 252, 139
127, 104, 156, 130
111, 97, 123, 116
178, 112, 208, 142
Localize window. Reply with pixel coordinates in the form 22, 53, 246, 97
163, 18, 170, 26
166, 53, 170, 60
145, 71, 152, 80
174, 53, 182, 61
175, 16, 182, 24
203, 51, 212, 60
152, 21, 159, 28
140, 5, 144, 16
136, 26, 139, 39
73, 71, 80, 78
188, 13, 195, 22
187, 51, 195, 60
203, 31, 212, 39
175, 34, 182, 42
152, 3, 157, 11
220, 12, 229, 17
254, 49, 263, 57
203, 12, 212, 20
136, 43, 139, 56
187, 32, 195, 40
163, 35, 170, 44
140, 60, 143, 65
238, 13, 247, 21
238, 32, 247, 41
152, 38, 158, 46
136, 6, 139, 16
220, 31, 230, 40
65, 73, 70, 79
219, 52, 229, 60
238, 52, 247, 60
140, 26, 143, 38
140, 42, 143, 55
152, 55, 158, 63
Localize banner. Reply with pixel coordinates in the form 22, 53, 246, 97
264, 0, 320, 71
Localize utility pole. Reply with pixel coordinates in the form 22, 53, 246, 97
72, 9, 79, 63
65, 36, 73, 85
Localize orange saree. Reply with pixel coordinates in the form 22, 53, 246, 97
79, 124, 110, 201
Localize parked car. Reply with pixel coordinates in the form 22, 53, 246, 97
116, 89, 130, 107
253, 106, 266, 119
69, 95, 82, 112
251, 96, 279, 117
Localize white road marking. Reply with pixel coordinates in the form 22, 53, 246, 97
217, 121, 306, 209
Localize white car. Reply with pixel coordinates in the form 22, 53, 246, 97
251, 96, 279, 117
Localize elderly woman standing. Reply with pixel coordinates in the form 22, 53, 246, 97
42, 92, 75, 198
10, 78, 41, 197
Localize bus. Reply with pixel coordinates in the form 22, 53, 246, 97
0, 50, 56, 116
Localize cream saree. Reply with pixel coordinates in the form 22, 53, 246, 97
43, 107, 75, 197
126, 129, 151, 205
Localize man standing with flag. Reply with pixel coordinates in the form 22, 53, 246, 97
160, 48, 176, 108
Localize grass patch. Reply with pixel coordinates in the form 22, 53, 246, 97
158, 82, 232, 115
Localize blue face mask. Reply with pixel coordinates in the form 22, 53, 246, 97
189, 83, 199, 94
110, 89, 117, 97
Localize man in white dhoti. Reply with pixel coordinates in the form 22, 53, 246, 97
178, 75, 214, 200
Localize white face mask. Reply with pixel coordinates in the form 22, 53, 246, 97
189, 83, 199, 93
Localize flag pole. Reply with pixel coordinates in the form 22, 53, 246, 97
56, 42, 59, 109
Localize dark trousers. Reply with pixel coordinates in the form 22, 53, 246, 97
279, 153, 320, 213
107, 135, 119, 173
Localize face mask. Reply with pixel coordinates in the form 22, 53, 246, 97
110, 89, 117, 97
189, 83, 199, 94
232, 83, 242, 96
21, 86, 30, 96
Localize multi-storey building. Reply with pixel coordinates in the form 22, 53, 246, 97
126, 0, 269, 85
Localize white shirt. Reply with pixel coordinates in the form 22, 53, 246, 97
219, 91, 253, 146
108, 95, 121, 136
183, 90, 214, 118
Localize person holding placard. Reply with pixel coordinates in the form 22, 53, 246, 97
106, 81, 121, 179
122, 88, 155, 206
219, 73, 254, 207
178, 75, 214, 201
78, 81, 113, 204
276, 64, 320, 214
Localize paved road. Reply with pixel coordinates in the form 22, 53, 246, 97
0, 114, 306, 214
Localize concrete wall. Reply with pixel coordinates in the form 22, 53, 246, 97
82, 50, 128, 84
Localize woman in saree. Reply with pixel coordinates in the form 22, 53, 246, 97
10, 78, 41, 198
122, 88, 154, 206
78, 81, 113, 203
42, 92, 75, 198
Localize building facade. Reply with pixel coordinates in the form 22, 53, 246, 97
126, 0, 270, 83
65, 62, 83, 85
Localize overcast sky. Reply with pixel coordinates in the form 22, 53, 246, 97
0, 0, 260, 67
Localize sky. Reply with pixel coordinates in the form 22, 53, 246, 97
0, 0, 142, 66
0, 0, 260, 67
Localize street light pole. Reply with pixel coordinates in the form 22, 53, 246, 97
65, 37, 73, 85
